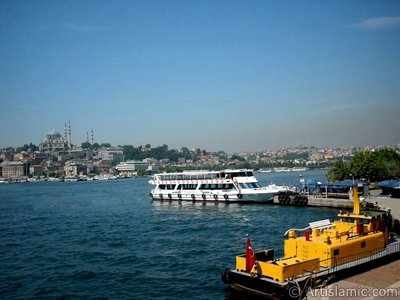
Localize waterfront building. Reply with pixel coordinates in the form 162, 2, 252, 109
46, 161, 64, 177
98, 149, 124, 166
2, 161, 29, 179
115, 160, 148, 177
13, 153, 25, 161
64, 161, 87, 177
29, 165, 44, 177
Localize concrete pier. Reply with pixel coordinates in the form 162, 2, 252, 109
273, 195, 353, 209
368, 197, 400, 221
308, 259, 400, 299
273, 195, 400, 215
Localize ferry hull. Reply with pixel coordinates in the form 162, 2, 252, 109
150, 191, 275, 203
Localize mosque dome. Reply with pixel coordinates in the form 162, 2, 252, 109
46, 129, 62, 140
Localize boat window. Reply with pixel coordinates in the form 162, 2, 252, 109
240, 182, 261, 189
230, 171, 253, 178
160, 184, 174, 190
341, 218, 355, 223
200, 184, 211, 190
333, 249, 339, 256
182, 184, 197, 190
199, 183, 235, 190
361, 241, 366, 248
158, 184, 175, 190
223, 184, 234, 190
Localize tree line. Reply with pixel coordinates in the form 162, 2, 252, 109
327, 148, 400, 182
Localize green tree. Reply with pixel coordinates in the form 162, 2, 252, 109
81, 142, 91, 149
327, 149, 400, 182
327, 160, 350, 181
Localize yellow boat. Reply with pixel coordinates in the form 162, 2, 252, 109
222, 186, 400, 299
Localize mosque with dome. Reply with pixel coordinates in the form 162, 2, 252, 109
39, 122, 72, 152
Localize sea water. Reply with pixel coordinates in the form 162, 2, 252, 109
0, 170, 335, 299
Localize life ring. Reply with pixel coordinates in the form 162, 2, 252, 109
284, 195, 290, 205
223, 194, 229, 200
202, 194, 206, 200
278, 193, 285, 202
237, 194, 243, 199
191, 194, 195, 200
294, 195, 300, 206
213, 194, 218, 200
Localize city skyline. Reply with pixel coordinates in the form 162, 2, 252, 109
2, 120, 399, 154
1, 1, 400, 152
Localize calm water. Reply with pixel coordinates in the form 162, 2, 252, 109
0, 170, 335, 299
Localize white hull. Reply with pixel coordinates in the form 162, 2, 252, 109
149, 169, 288, 204
150, 189, 275, 203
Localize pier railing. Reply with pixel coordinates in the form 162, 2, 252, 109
298, 240, 400, 295
308, 239, 400, 280
332, 240, 400, 270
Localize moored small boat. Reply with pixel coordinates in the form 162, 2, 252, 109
222, 186, 400, 299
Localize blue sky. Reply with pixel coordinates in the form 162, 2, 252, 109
1, 0, 399, 152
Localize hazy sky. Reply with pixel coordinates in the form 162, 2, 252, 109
1, 0, 399, 152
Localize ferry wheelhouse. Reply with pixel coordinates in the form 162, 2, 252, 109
222, 187, 400, 299
149, 169, 286, 203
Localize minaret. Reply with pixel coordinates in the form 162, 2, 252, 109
67, 120, 72, 149
86, 131, 89, 143
64, 123, 68, 148
90, 129, 94, 145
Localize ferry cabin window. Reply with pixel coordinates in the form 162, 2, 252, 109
158, 184, 176, 190
179, 184, 197, 190
361, 241, 366, 248
333, 249, 339, 256
229, 171, 254, 178
240, 183, 261, 189
199, 184, 235, 190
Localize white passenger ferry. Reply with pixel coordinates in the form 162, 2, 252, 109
149, 169, 287, 203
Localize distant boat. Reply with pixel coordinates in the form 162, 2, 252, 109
94, 174, 117, 181
64, 176, 78, 182
47, 177, 62, 182
258, 169, 273, 173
